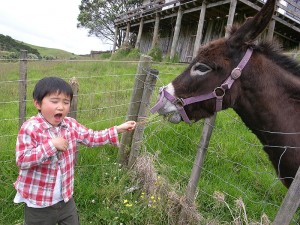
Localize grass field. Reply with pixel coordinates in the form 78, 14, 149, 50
0, 57, 296, 224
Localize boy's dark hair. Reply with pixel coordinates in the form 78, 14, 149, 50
33, 77, 73, 103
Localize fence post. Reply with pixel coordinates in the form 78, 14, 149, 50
118, 55, 152, 166
68, 77, 79, 119
186, 114, 216, 203
67, 77, 80, 165
19, 50, 28, 129
178, 114, 216, 224
273, 166, 300, 225
128, 69, 159, 167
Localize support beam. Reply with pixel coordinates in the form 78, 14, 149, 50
225, 0, 237, 38
112, 26, 119, 52
193, 1, 207, 58
135, 18, 144, 49
124, 22, 130, 45
266, 19, 276, 42
151, 13, 160, 49
170, 7, 183, 59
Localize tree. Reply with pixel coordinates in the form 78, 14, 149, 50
77, 0, 143, 49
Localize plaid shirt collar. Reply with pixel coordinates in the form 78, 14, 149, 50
36, 112, 68, 130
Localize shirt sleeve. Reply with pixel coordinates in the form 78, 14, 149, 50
16, 122, 57, 169
73, 119, 120, 147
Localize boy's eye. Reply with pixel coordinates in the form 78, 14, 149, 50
64, 101, 70, 105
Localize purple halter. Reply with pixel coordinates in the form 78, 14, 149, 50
150, 48, 253, 124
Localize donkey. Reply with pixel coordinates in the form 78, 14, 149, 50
151, 0, 300, 188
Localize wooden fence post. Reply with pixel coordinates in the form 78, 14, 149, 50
118, 55, 152, 166
273, 166, 300, 225
185, 115, 216, 204
128, 69, 159, 167
68, 77, 79, 119
68, 77, 80, 165
178, 114, 216, 224
19, 50, 28, 129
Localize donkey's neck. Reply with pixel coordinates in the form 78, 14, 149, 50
237, 54, 300, 140
233, 68, 300, 187
235, 74, 300, 146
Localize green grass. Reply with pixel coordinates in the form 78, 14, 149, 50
0, 58, 296, 224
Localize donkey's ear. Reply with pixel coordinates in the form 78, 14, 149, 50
227, 0, 276, 47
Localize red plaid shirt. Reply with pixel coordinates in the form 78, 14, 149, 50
14, 113, 119, 207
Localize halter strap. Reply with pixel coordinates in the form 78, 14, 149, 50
151, 48, 253, 123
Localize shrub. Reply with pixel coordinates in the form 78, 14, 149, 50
111, 48, 130, 61
27, 53, 39, 60
164, 53, 180, 63
99, 52, 112, 60
147, 45, 162, 62
126, 48, 141, 61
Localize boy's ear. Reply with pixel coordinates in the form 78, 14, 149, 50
34, 100, 42, 110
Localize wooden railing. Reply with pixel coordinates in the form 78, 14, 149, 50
114, 0, 197, 24
114, 0, 300, 25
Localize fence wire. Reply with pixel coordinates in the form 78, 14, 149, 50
0, 59, 298, 224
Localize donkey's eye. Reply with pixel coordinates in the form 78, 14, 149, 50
190, 63, 212, 76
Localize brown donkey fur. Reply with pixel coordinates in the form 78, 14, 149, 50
155, 0, 300, 188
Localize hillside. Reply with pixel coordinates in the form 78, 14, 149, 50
0, 34, 83, 60
26, 43, 79, 59
0, 34, 41, 58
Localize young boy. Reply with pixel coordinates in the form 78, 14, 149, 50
13, 76, 136, 225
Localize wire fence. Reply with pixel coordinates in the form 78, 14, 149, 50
0, 55, 299, 224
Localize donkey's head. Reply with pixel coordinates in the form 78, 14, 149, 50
151, 0, 276, 123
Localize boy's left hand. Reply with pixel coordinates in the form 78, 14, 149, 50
116, 121, 136, 133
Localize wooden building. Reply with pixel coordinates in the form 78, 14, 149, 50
114, 0, 300, 62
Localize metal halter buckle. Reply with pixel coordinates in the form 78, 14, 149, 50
231, 67, 242, 80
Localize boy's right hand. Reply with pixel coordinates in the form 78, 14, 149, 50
51, 137, 69, 151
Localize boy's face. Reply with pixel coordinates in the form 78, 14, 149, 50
34, 92, 71, 127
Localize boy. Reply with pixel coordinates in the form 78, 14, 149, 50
14, 76, 136, 225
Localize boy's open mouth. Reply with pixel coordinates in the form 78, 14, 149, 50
54, 113, 63, 121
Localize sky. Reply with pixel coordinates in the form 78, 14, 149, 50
0, 0, 112, 55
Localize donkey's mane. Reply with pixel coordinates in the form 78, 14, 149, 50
254, 42, 300, 77
228, 24, 300, 78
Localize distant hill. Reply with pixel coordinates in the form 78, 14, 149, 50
0, 34, 84, 60
0, 34, 41, 58
26, 43, 79, 59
